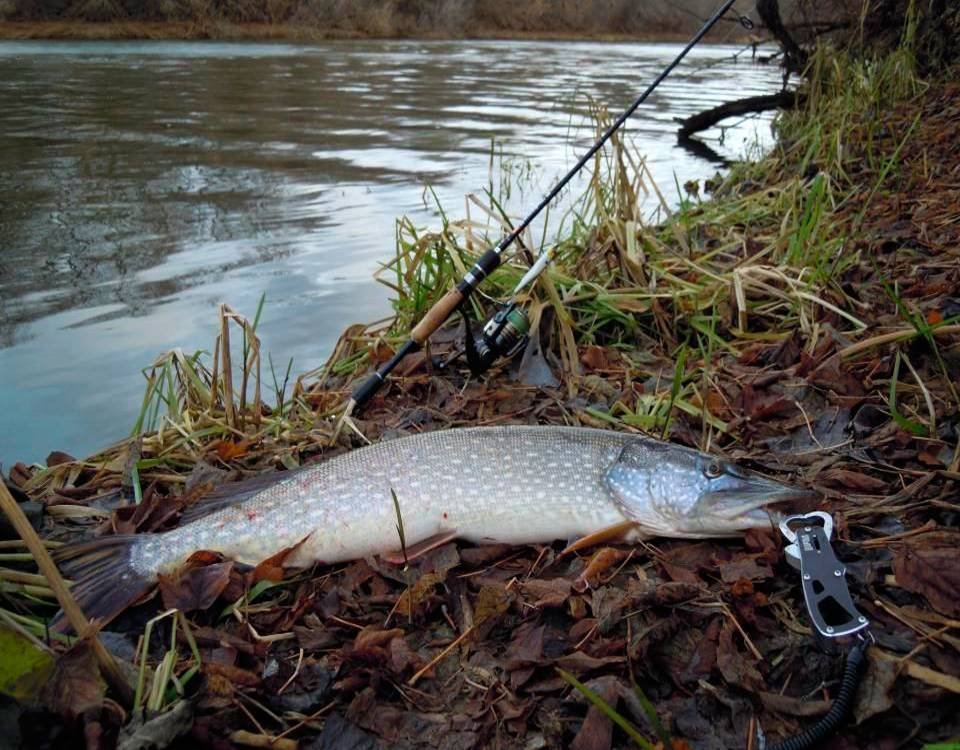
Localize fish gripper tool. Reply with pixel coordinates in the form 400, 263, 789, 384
780, 511, 870, 640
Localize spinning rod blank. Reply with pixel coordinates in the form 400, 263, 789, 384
348, 0, 740, 412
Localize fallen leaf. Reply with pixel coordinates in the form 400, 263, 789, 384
893, 541, 960, 617
854, 653, 897, 724
159, 560, 234, 613
474, 584, 512, 626
716, 621, 762, 690
719, 555, 772, 583
354, 627, 405, 652
394, 572, 443, 617
521, 578, 572, 609
758, 691, 830, 716
818, 468, 887, 493
505, 624, 544, 670
211, 439, 252, 461
310, 713, 382, 750
250, 537, 310, 584
42, 642, 106, 720
580, 345, 609, 371
0, 624, 55, 703
203, 662, 261, 687
554, 652, 624, 673
569, 675, 620, 750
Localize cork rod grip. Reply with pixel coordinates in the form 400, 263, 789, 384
411, 288, 464, 343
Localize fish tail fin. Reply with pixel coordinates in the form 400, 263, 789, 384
51, 534, 154, 633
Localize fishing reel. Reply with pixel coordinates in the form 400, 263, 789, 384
462, 301, 531, 375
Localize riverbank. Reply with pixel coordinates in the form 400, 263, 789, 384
3, 39, 959, 750
0, 19, 742, 42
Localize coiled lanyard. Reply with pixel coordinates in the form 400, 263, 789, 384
758, 512, 873, 750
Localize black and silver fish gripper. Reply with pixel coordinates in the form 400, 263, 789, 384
780, 511, 869, 640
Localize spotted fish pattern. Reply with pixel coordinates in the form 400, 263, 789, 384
54, 425, 805, 630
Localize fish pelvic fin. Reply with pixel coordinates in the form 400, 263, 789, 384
51, 535, 153, 633
559, 520, 640, 557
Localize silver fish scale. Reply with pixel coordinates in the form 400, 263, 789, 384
132, 426, 635, 575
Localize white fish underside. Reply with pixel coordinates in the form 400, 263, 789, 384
132, 427, 636, 575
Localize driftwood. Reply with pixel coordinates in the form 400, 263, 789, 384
676, 90, 799, 139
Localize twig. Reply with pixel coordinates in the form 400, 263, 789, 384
722, 604, 763, 660
408, 625, 475, 686
220, 303, 237, 428
277, 648, 305, 695
838, 324, 960, 359
272, 700, 337, 741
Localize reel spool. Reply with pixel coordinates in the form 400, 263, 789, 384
463, 302, 530, 375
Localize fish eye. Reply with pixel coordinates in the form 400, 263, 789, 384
705, 460, 723, 478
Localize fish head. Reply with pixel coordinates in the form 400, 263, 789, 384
605, 437, 811, 537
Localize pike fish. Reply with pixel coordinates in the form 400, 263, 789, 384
55, 426, 806, 627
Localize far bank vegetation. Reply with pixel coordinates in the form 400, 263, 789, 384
1, 0, 787, 38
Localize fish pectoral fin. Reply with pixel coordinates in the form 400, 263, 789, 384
382, 530, 459, 565
559, 519, 639, 557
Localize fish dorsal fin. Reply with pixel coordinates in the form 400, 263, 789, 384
179, 468, 300, 525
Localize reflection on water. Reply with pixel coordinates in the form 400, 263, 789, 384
0, 40, 783, 464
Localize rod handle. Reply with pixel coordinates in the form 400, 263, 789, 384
349, 338, 420, 410
411, 288, 465, 343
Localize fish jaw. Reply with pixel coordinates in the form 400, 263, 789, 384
684, 473, 811, 535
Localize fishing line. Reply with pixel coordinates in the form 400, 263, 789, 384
347, 0, 746, 412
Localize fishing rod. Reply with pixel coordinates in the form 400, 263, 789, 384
348, 0, 745, 413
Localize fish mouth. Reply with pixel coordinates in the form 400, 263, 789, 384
698, 475, 813, 529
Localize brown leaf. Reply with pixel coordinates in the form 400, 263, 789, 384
505, 624, 544, 670
893, 541, 960, 617
42, 642, 106, 720
251, 535, 311, 585
354, 627, 405, 652
474, 583, 512, 625
389, 635, 419, 674
294, 625, 338, 651
554, 651, 624, 673
590, 586, 625, 634
570, 675, 620, 750
211, 439, 252, 461
818, 467, 887, 493
659, 542, 714, 583
854, 653, 897, 724
716, 621, 762, 690
580, 345, 609, 371
394, 572, 443, 617
159, 560, 234, 613
521, 577, 572, 609
719, 555, 772, 583
203, 662, 261, 687
46, 451, 76, 467
759, 691, 830, 716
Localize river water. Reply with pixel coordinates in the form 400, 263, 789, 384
0, 40, 784, 465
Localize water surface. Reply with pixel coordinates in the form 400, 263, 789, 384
0, 39, 784, 464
